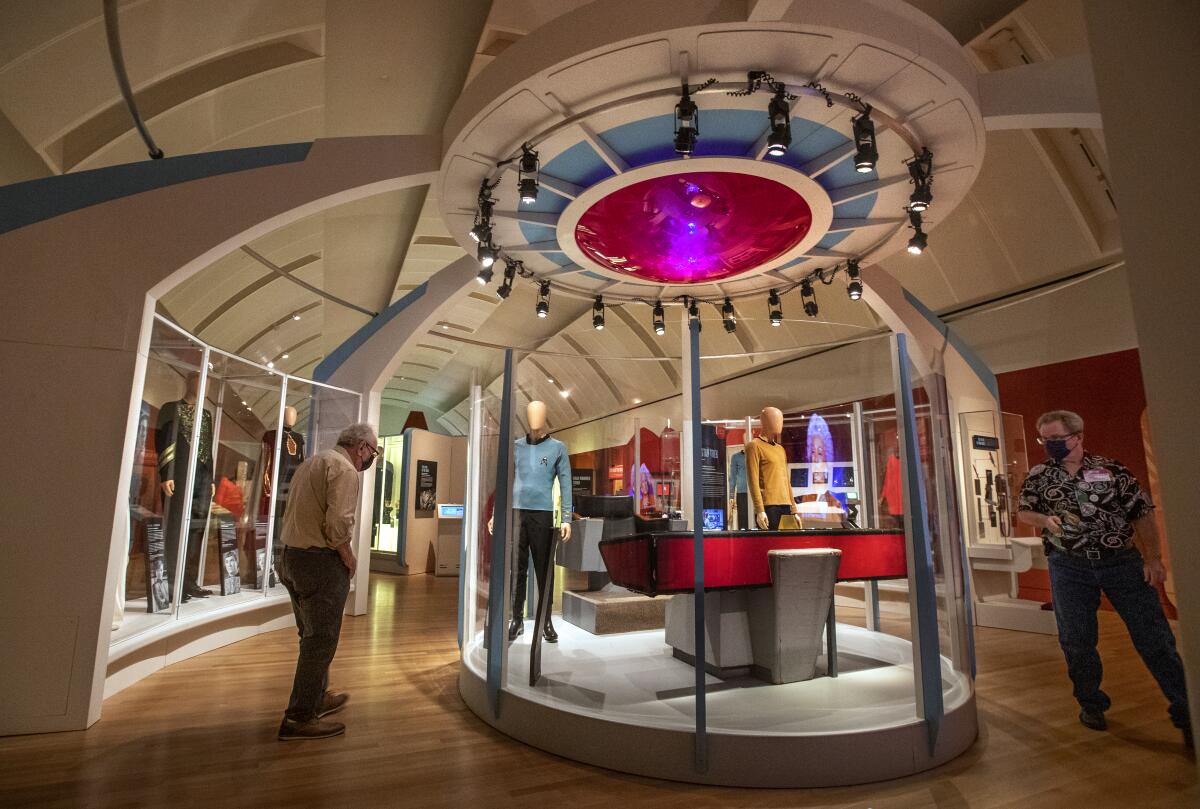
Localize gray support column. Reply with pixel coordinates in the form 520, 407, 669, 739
893, 333, 943, 753
1083, 0, 1200, 744
687, 317, 707, 772
486, 350, 516, 716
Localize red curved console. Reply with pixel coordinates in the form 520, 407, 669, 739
599, 529, 908, 597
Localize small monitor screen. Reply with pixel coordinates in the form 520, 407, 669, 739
790, 467, 809, 488
702, 508, 725, 530
831, 466, 855, 488
437, 504, 465, 519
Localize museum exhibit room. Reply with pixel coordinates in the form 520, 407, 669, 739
0, 0, 1197, 806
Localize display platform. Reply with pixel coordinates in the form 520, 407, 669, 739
460, 619, 976, 787
600, 529, 908, 595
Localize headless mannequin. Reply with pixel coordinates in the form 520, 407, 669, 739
262, 406, 301, 498
750, 407, 799, 530
156, 371, 215, 601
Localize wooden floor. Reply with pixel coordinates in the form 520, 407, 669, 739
0, 575, 1194, 809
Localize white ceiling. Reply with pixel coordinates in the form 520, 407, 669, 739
0, 0, 1130, 437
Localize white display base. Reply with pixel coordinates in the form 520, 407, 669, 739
975, 597, 1059, 635
460, 621, 976, 786
105, 592, 294, 699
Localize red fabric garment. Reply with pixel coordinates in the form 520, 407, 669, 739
214, 477, 245, 519
881, 453, 904, 515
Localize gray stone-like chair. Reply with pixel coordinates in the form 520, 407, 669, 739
748, 548, 842, 684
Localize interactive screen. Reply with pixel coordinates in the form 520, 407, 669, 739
437, 504, 465, 519
831, 465, 855, 488
702, 508, 725, 530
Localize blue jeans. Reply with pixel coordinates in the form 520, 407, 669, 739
1047, 550, 1190, 727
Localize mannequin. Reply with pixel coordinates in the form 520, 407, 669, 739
746, 407, 799, 530
155, 371, 215, 602
498, 400, 572, 643
261, 405, 305, 582
728, 449, 749, 530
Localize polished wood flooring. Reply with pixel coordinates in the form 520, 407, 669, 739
0, 574, 1195, 809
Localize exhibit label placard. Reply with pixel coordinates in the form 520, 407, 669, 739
415, 459, 438, 514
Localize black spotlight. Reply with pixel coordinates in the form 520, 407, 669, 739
846, 259, 863, 301
766, 87, 791, 157
536, 280, 550, 318
907, 210, 928, 255
852, 106, 879, 174
801, 279, 818, 318
477, 240, 498, 268
497, 259, 518, 299
907, 147, 933, 212
518, 143, 539, 204
476, 265, 494, 285
722, 297, 736, 333
687, 298, 701, 332
471, 179, 496, 242
652, 300, 665, 336
674, 81, 699, 156
768, 288, 782, 326
469, 221, 491, 244
593, 296, 605, 330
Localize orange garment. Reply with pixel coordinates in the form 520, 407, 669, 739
745, 435, 791, 513
881, 453, 904, 515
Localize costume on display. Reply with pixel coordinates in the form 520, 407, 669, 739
155, 375, 214, 603
745, 407, 799, 530
372, 459, 396, 540
728, 450, 748, 530
261, 406, 305, 580
508, 400, 572, 646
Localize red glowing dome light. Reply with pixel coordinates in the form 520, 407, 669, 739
574, 171, 813, 284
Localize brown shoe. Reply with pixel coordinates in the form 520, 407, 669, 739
277, 717, 345, 741
317, 691, 350, 718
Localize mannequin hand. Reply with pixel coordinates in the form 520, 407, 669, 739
560, 522, 571, 542
728, 499, 735, 514
756, 511, 769, 530
487, 516, 493, 534
161, 480, 175, 497
211, 484, 216, 500
1144, 559, 1166, 587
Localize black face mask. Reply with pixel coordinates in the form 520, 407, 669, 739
357, 445, 377, 472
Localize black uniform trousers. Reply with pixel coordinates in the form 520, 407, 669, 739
512, 509, 555, 619
163, 466, 212, 593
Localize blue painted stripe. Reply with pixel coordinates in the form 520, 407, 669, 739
396, 428, 414, 565
0, 142, 313, 235
901, 289, 999, 401
313, 282, 428, 382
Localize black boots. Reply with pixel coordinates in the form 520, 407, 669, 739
543, 620, 558, 644
507, 617, 523, 641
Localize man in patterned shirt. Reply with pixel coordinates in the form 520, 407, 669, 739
1018, 410, 1190, 747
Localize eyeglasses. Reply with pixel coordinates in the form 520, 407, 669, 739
365, 444, 382, 458
1035, 432, 1079, 445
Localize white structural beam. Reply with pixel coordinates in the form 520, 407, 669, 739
979, 53, 1102, 131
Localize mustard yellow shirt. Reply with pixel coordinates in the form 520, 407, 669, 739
280, 447, 360, 550
745, 435, 791, 513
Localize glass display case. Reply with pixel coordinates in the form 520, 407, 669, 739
371, 434, 404, 555
457, 323, 976, 785
111, 315, 362, 645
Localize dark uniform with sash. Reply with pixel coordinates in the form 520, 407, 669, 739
156, 400, 214, 599
1019, 454, 1189, 729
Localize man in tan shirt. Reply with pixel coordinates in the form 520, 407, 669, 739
277, 423, 379, 741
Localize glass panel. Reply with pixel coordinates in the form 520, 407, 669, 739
463, 381, 502, 663
113, 320, 206, 641
372, 434, 404, 553
177, 351, 283, 620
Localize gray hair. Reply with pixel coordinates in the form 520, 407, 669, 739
1036, 410, 1084, 434
336, 423, 378, 448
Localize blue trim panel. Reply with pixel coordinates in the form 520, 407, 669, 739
486, 350, 516, 716
902, 289, 1000, 401
688, 318, 708, 773
313, 282, 429, 382
0, 142, 313, 235
396, 428, 414, 565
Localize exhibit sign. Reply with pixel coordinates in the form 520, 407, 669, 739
218, 515, 240, 595
572, 469, 595, 495
144, 517, 170, 613
415, 459, 438, 514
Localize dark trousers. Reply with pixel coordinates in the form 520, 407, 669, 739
735, 492, 749, 530
1048, 551, 1190, 727
512, 509, 554, 619
163, 468, 211, 593
764, 504, 791, 530
280, 546, 349, 723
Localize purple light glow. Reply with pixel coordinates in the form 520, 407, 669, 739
574, 172, 813, 284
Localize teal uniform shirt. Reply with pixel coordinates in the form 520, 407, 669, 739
513, 434, 573, 516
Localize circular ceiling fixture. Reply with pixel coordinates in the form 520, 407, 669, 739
574, 171, 813, 284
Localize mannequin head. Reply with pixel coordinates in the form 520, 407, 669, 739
183, 371, 201, 403
760, 406, 784, 439
527, 400, 548, 436
283, 406, 298, 429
